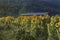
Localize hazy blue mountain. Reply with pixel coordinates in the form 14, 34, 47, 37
40, 0, 60, 6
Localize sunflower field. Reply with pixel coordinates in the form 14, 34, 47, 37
0, 14, 60, 40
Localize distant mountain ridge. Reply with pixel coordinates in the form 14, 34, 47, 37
41, 0, 60, 6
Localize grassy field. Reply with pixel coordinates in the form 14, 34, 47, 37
0, 14, 60, 40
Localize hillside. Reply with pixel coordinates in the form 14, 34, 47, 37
0, 0, 60, 16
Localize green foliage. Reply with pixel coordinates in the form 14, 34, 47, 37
0, 15, 60, 40
0, 0, 60, 16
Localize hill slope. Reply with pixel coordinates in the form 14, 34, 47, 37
0, 0, 60, 16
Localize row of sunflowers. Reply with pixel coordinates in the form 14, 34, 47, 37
0, 14, 60, 40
